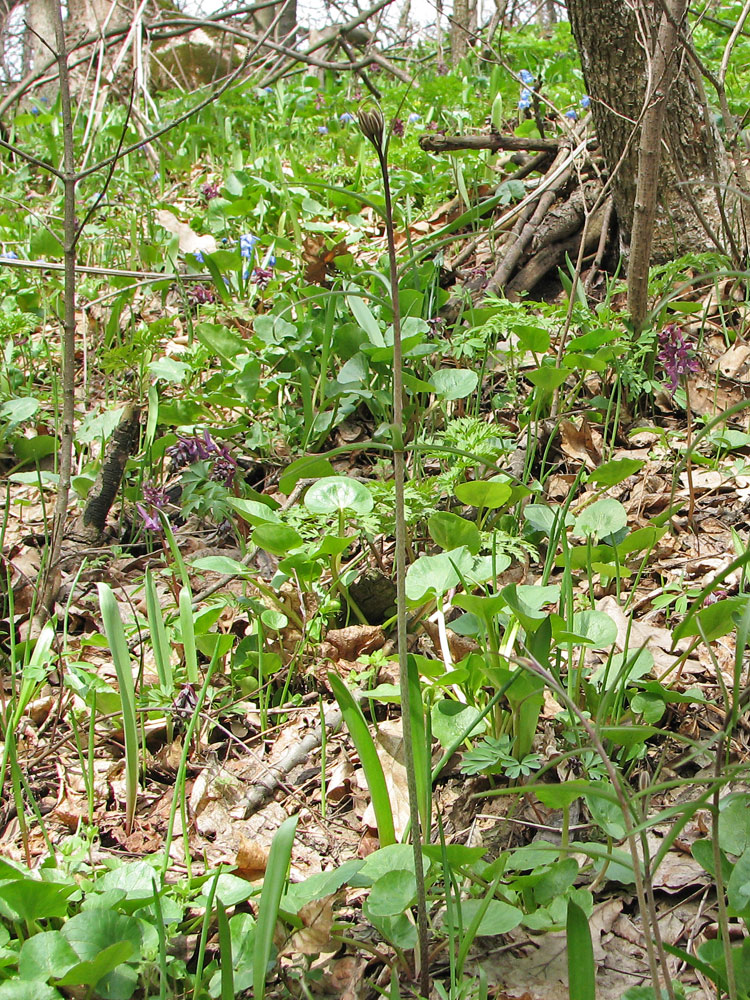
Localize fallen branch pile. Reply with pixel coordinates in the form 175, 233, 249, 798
419, 122, 614, 305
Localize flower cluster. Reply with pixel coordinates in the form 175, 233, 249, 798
188, 283, 216, 305
518, 69, 535, 111
391, 117, 404, 137
239, 233, 259, 260
251, 266, 274, 289
167, 430, 237, 486
657, 323, 700, 390
136, 481, 170, 533
201, 182, 220, 201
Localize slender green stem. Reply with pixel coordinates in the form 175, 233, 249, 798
360, 106, 430, 997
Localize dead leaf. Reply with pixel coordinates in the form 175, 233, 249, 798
282, 896, 337, 956
235, 837, 268, 881
155, 209, 217, 256
362, 718, 411, 839
559, 417, 603, 470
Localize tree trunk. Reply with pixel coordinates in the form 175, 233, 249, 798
451, 0, 475, 65
566, 0, 738, 264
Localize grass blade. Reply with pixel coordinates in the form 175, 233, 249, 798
328, 671, 396, 846
216, 898, 234, 1000
145, 569, 173, 695
567, 899, 596, 1000
253, 814, 298, 1000
98, 582, 139, 834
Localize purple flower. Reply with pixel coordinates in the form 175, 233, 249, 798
581, 95, 591, 109
168, 430, 216, 468
315, 92, 326, 109
658, 323, 700, 390
192, 251, 205, 264
201, 182, 220, 201
317, 125, 329, 135
166, 431, 236, 486
136, 503, 163, 534
251, 266, 274, 289
519, 69, 534, 85
188, 283, 216, 305
143, 481, 170, 509
408, 112, 421, 123
210, 445, 237, 487
392, 117, 405, 137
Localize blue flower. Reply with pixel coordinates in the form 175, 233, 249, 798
408, 112, 421, 123
340, 112, 355, 123
262, 86, 273, 94
239, 233, 258, 259
264, 253, 276, 267
519, 69, 534, 84
31, 106, 41, 116
193, 251, 204, 263
317, 125, 329, 135
580, 94, 591, 108
518, 89, 532, 110
0, 251, 19, 260
564, 110, 578, 121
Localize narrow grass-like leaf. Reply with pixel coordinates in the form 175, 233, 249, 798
145, 570, 173, 695
11, 622, 55, 731
328, 672, 396, 846
195, 868, 221, 993
567, 899, 595, 1000
151, 876, 168, 1000
98, 583, 139, 833
179, 585, 199, 684
253, 814, 299, 1000
407, 655, 430, 838
216, 898, 234, 1000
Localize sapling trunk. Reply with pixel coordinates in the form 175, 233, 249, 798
358, 106, 431, 997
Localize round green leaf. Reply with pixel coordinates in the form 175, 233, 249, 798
430, 369, 479, 400
588, 458, 644, 487
304, 476, 374, 515
427, 512, 481, 554
454, 478, 512, 509
573, 498, 627, 541
367, 870, 416, 917
406, 548, 474, 601
252, 522, 303, 555
572, 610, 618, 649
431, 700, 487, 748
534, 779, 591, 810
442, 898, 521, 936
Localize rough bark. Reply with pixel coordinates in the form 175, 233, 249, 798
566, 0, 736, 263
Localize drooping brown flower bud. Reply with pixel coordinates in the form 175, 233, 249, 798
357, 106, 385, 147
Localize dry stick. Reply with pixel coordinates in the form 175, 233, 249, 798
485, 145, 574, 296
627, 0, 689, 334
359, 106, 430, 998
418, 132, 561, 154
584, 194, 614, 293
241, 706, 343, 817
38, 0, 77, 619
